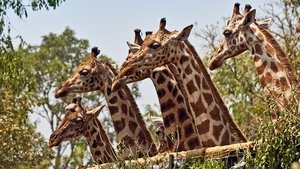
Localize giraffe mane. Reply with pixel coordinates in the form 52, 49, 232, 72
103, 60, 154, 146
168, 63, 194, 123
93, 117, 117, 158
184, 40, 247, 141
256, 24, 299, 86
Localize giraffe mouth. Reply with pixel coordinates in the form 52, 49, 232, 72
209, 59, 222, 70
55, 86, 69, 98
48, 134, 62, 148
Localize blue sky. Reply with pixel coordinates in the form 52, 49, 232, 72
9, 0, 269, 138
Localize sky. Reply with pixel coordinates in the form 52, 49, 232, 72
9, 0, 269, 139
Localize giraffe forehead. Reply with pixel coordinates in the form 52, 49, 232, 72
65, 111, 84, 120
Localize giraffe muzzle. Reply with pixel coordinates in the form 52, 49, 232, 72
55, 84, 70, 98
209, 59, 222, 70
48, 133, 62, 148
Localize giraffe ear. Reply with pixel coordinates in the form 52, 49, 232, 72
127, 41, 140, 54
172, 24, 193, 41
256, 18, 272, 29
241, 9, 256, 28
86, 105, 105, 117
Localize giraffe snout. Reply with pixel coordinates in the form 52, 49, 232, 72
48, 133, 61, 148
55, 83, 70, 98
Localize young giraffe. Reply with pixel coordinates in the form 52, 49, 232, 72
115, 19, 247, 147
49, 97, 117, 164
113, 29, 201, 152
209, 3, 300, 113
55, 48, 158, 158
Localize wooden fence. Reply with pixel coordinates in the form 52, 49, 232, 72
84, 141, 255, 169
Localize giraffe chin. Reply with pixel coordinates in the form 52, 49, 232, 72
55, 89, 69, 98
48, 139, 61, 148
209, 58, 223, 70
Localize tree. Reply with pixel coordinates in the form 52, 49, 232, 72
25, 27, 95, 169
0, 50, 53, 168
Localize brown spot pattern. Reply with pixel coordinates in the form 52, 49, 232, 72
161, 99, 175, 113
187, 137, 200, 149
121, 104, 128, 114
178, 108, 189, 123
255, 44, 263, 55
128, 121, 138, 132
197, 119, 210, 134
270, 62, 279, 73
256, 61, 267, 75
109, 96, 118, 104
157, 89, 166, 99
253, 55, 260, 62
221, 130, 230, 145
108, 106, 119, 116
114, 118, 126, 133
203, 93, 213, 105
157, 74, 166, 84
185, 65, 193, 75
179, 55, 189, 64
210, 106, 221, 121
213, 125, 223, 141
191, 96, 206, 117
186, 80, 197, 95
123, 135, 134, 146
184, 123, 194, 137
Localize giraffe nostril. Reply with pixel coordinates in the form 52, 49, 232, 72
50, 133, 56, 140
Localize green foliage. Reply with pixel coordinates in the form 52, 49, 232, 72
0, 91, 54, 169
183, 157, 225, 169
25, 27, 101, 168
246, 97, 300, 169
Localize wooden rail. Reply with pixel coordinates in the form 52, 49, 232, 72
84, 141, 255, 169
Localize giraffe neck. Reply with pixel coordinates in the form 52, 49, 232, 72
100, 64, 157, 158
171, 42, 246, 146
149, 65, 201, 151
248, 25, 300, 105
84, 117, 117, 164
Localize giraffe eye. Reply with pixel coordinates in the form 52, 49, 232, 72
149, 42, 161, 49
73, 117, 83, 124
79, 69, 90, 76
223, 29, 232, 38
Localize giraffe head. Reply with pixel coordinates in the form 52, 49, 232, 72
209, 3, 272, 70
49, 97, 105, 147
115, 19, 193, 83
111, 29, 153, 91
55, 47, 109, 98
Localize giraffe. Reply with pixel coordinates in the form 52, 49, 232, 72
54, 47, 158, 158
209, 3, 300, 113
114, 18, 247, 147
49, 97, 117, 164
112, 28, 202, 152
